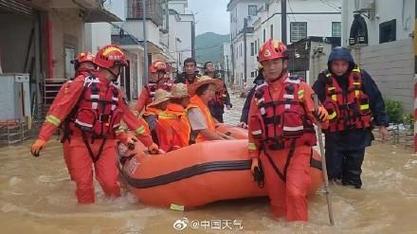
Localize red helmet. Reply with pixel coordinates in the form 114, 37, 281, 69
71, 52, 94, 69
150, 60, 167, 73
76, 52, 94, 63
258, 39, 288, 62
95, 45, 128, 69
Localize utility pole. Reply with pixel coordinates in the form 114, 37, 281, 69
142, 0, 149, 84
281, 0, 287, 44
165, 0, 169, 49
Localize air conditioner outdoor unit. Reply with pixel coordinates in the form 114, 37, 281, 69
0, 73, 31, 121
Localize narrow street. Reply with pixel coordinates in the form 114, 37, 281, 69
0, 95, 417, 233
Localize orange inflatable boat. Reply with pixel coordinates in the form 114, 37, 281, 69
215, 123, 248, 139
119, 139, 323, 209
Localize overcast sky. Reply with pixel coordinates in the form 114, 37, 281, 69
188, 0, 230, 36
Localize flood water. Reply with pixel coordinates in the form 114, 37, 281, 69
1, 95, 417, 233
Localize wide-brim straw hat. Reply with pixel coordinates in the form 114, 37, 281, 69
188, 75, 222, 96
147, 89, 173, 108
171, 83, 189, 98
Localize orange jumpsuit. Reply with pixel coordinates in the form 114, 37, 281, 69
156, 103, 191, 152
38, 73, 153, 204
248, 74, 326, 221
64, 70, 93, 180
136, 80, 173, 113
187, 95, 217, 143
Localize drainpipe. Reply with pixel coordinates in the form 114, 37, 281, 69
46, 17, 53, 79
142, 0, 149, 85
243, 18, 247, 83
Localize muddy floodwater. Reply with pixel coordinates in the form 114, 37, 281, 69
1, 95, 417, 234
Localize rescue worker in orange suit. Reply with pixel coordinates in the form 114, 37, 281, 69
312, 47, 389, 189
248, 39, 329, 222
204, 61, 233, 123
71, 52, 96, 78
136, 60, 173, 113
143, 89, 172, 144
156, 83, 191, 152
187, 76, 231, 143
175, 57, 200, 85
64, 52, 97, 180
30, 45, 159, 204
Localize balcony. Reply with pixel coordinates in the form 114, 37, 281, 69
126, 0, 163, 26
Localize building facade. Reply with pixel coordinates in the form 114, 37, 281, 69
227, 0, 341, 87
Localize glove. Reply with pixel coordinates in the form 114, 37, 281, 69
31, 139, 46, 157
148, 143, 160, 155
314, 106, 329, 123
237, 122, 248, 129
250, 158, 259, 174
250, 158, 264, 188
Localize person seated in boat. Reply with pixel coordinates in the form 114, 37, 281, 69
187, 76, 232, 143
156, 83, 191, 152
143, 89, 173, 143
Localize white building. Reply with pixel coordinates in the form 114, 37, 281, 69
227, 0, 341, 87
223, 42, 233, 85
342, 0, 415, 112
167, 0, 195, 72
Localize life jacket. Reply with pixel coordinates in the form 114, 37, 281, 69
249, 76, 316, 150
71, 75, 123, 138
143, 107, 163, 143
187, 95, 217, 143
214, 81, 227, 104
157, 103, 191, 151
144, 80, 173, 105
322, 66, 372, 132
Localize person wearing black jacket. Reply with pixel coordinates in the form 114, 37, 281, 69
175, 57, 200, 85
312, 47, 389, 189
239, 68, 264, 127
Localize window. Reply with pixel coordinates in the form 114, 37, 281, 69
263, 29, 266, 43
379, 19, 396, 43
248, 5, 257, 16
240, 43, 242, 57
332, 22, 341, 37
290, 22, 307, 42
270, 24, 274, 39
64, 47, 75, 79
251, 72, 255, 78
250, 42, 255, 56
254, 39, 258, 54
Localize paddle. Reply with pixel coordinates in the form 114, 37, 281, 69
313, 94, 335, 226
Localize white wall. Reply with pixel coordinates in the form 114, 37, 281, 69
169, 0, 188, 14
342, 0, 415, 46
254, 0, 341, 44
354, 39, 414, 112
229, 1, 263, 41
230, 0, 341, 88
167, 2, 194, 71
123, 20, 161, 46
85, 23, 112, 54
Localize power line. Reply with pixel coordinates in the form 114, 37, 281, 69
319, 0, 341, 12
